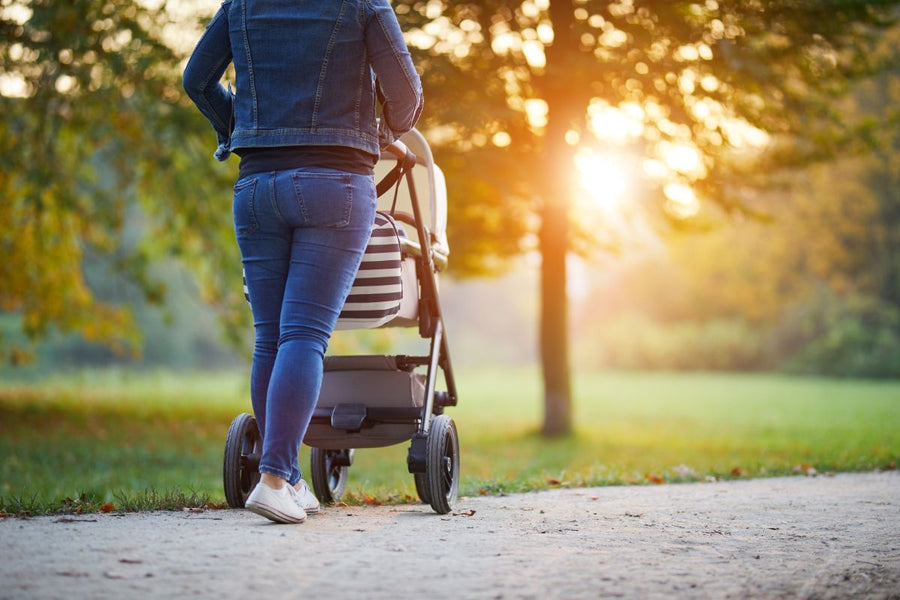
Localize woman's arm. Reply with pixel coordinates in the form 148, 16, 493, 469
364, 0, 424, 148
183, 1, 234, 161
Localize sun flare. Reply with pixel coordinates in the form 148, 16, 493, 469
574, 151, 630, 210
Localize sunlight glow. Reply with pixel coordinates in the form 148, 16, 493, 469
721, 119, 770, 149
663, 182, 700, 218
660, 142, 705, 178
0, 2, 31, 25
588, 100, 644, 143
522, 40, 546, 68
537, 23, 554, 44
642, 158, 669, 180
575, 151, 630, 210
54, 74, 77, 94
521, 0, 541, 18
0, 73, 28, 98
524, 98, 549, 129
492, 131, 511, 147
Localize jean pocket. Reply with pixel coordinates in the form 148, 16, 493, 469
233, 176, 259, 236
290, 170, 353, 228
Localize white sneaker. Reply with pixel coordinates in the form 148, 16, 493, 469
245, 482, 307, 524
293, 480, 321, 515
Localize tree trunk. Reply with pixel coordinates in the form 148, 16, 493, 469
537, 0, 580, 437
539, 197, 572, 436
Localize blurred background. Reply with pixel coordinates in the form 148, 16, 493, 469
1, 0, 898, 511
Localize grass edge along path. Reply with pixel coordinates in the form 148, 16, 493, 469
1, 368, 898, 516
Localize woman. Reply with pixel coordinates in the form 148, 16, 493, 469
183, 0, 423, 524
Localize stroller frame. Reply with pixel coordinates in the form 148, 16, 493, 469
223, 132, 460, 515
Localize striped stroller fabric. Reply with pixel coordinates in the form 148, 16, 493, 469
242, 212, 405, 330
335, 212, 404, 329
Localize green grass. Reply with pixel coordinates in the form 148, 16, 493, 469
1, 368, 898, 515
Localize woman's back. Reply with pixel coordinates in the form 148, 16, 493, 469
187, 0, 423, 158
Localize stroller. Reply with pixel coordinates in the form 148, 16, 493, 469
222, 129, 460, 514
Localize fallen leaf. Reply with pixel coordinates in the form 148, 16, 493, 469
646, 474, 664, 484
336, 502, 349, 508
100, 503, 115, 513
625, 512, 643, 518
478, 488, 489, 496
182, 507, 204, 513
546, 477, 562, 486
590, 497, 599, 501
731, 467, 743, 477
0, 512, 8, 519
452, 509, 476, 517
363, 495, 382, 506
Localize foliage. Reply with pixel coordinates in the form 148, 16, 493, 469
0, 0, 244, 363
0, 259, 245, 374
574, 298, 900, 378
401, 0, 900, 261
775, 289, 900, 378
575, 313, 770, 371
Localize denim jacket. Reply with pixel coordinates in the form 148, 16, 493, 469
183, 0, 423, 161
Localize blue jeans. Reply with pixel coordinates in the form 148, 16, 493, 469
233, 168, 376, 484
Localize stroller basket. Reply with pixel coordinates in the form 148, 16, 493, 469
305, 355, 425, 449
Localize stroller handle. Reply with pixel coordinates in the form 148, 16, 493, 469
383, 140, 418, 166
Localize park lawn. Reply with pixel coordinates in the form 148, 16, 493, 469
0, 368, 898, 515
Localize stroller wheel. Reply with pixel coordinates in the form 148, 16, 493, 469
223, 413, 261, 508
413, 472, 432, 505
310, 448, 352, 504
425, 415, 459, 514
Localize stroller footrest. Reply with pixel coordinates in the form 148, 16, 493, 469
407, 433, 428, 473
331, 403, 367, 432
312, 406, 423, 425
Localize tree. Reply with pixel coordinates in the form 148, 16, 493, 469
397, 0, 899, 435
0, 0, 244, 363
3, 0, 897, 418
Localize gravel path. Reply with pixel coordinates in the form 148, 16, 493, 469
2, 472, 898, 599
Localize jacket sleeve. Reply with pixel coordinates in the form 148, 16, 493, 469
182, 2, 234, 161
364, 0, 424, 149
